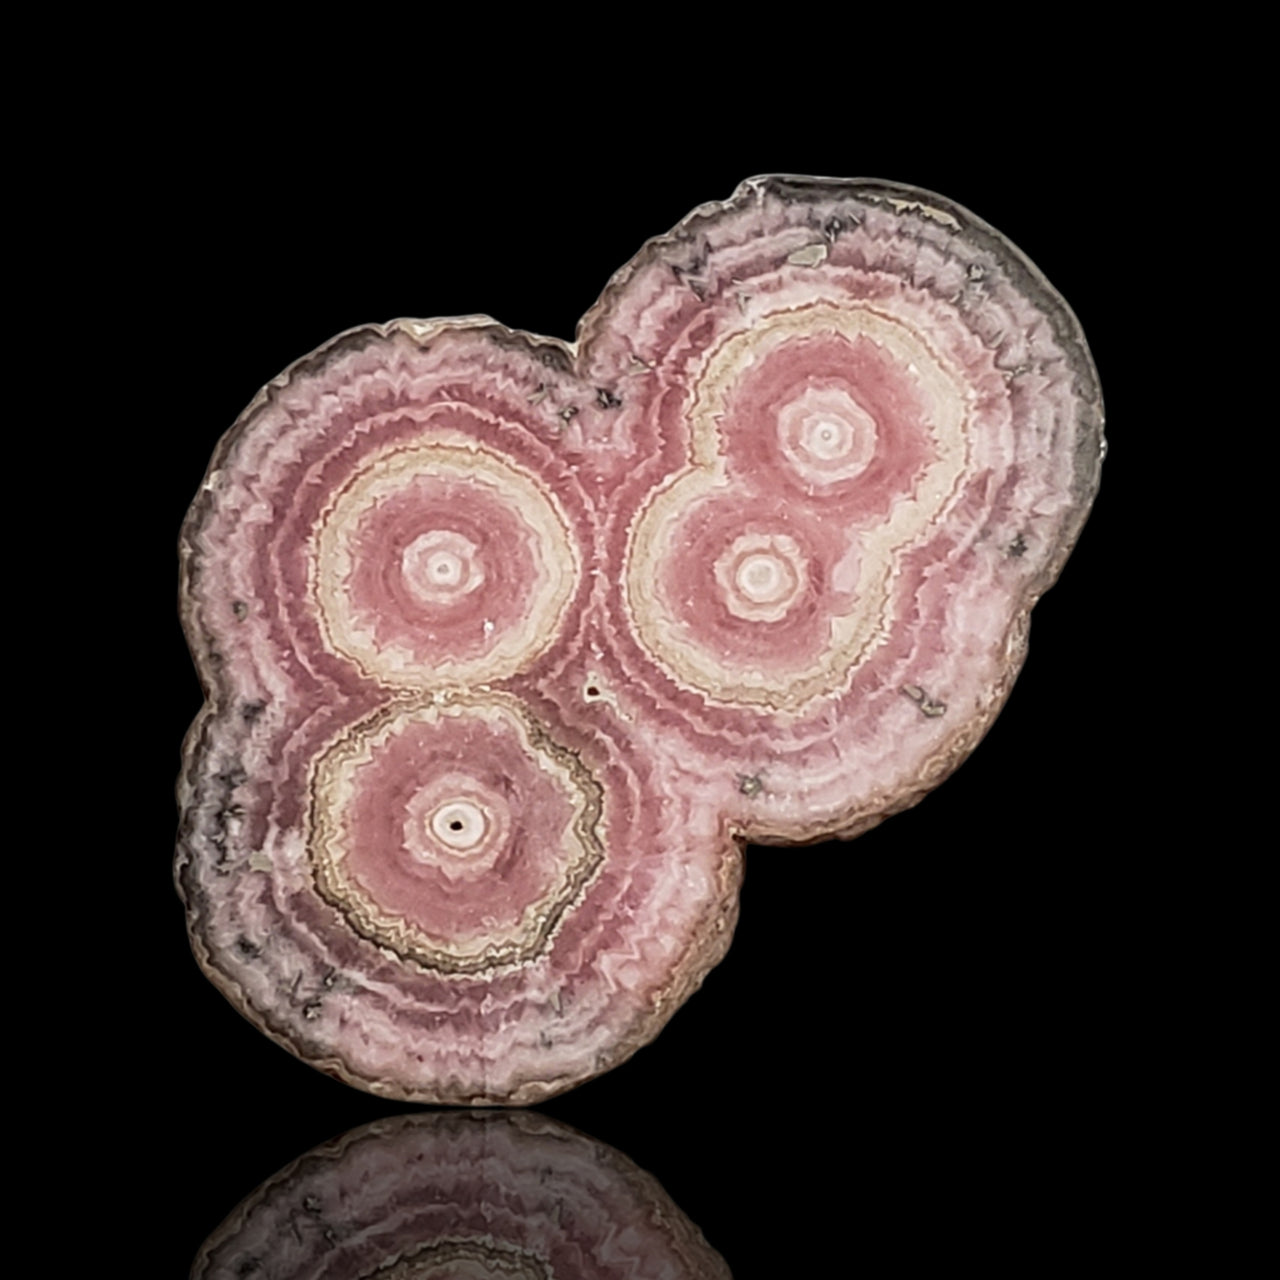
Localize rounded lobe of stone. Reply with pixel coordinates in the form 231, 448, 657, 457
728, 329, 937, 514
630, 484, 853, 707
191, 1111, 730, 1280
178, 176, 1102, 1104
308, 693, 603, 974
315, 439, 579, 689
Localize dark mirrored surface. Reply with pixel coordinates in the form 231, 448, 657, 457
192, 1109, 730, 1279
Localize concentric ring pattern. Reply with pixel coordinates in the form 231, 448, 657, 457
177, 177, 1103, 1103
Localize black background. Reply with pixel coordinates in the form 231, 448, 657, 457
97, 108, 1159, 1274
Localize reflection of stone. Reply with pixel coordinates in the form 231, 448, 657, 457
178, 177, 1103, 1105
192, 1111, 731, 1280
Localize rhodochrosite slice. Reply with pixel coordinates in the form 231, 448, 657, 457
192, 1111, 730, 1279
177, 177, 1103, 1103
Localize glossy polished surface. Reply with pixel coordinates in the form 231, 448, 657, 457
176, 177, 1101, 1104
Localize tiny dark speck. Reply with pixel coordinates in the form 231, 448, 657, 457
538, 347, 571, 372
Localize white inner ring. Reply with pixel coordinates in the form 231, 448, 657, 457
776, 387, 878, 485
401, 529, 485, 602
735, 552, 791, 604
426, 549, 464, 585
430, 800, 487, 851
803, 417, 854, 460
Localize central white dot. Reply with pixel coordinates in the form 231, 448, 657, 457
401, 530, 484, 603
428, 550, 462, 582
735, 552, 789, 603
714, 531, 808, 623
430, 800, 487, 851
803, 417, 853, 460
777, 388, 878, 485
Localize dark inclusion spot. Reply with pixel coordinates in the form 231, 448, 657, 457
216, 763, 248, 788
737, 774, 763, 798
596, 387, 622, 409
559, 405, 579, 422
823, 216, 843, 241
241, 700, 265, 722
901, 685, 947, 718
236, 935, 261, 959
670, 262, 709, 300
1008, 533, 1028, 557
449, 819, 463, 831
538, 347, 572, 373
231, 600, 248, 620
